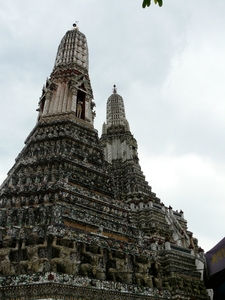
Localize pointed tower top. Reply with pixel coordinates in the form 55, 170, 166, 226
53, 27, 89, 71
72, 22, 79, 31
36, 27, 94, 126
105, 88, 130, 131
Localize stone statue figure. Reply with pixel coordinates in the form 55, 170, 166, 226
0, 235, 19, 276
133, 254, 153, 287
51, 236, 78, 275
19, 233, 48, 274
80, 242, 105, 280
76, 100, 83, 118
152, 260, 162, 289
108, 248, 130, 283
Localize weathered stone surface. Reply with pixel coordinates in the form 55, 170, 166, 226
0, 26, 209, 299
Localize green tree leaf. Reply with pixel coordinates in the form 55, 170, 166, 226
157, 0, 163, 7
142, 0, 151, 8
142, 0, 163, 8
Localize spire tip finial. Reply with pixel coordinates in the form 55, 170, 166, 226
113, 84, 117, 94
73, 22, 79, 31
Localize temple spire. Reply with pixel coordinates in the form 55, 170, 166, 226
101, 88, 139, 163
100, 88, 154, 201
105, 86, 129, 130
36, 27, 95, 126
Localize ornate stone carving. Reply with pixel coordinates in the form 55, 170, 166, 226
51, 236, 78, 275
19, 233, 48, 274
80, 242, 105, 280
133, 254, 153, 287
151, 260, 162, 289
0, 236, 19, 276
108, 249, 130, 284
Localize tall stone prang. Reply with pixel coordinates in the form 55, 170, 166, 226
101, 84, 154, 201
0, 25, 209, 300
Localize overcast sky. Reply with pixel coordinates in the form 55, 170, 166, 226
0, 0, 225, 253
